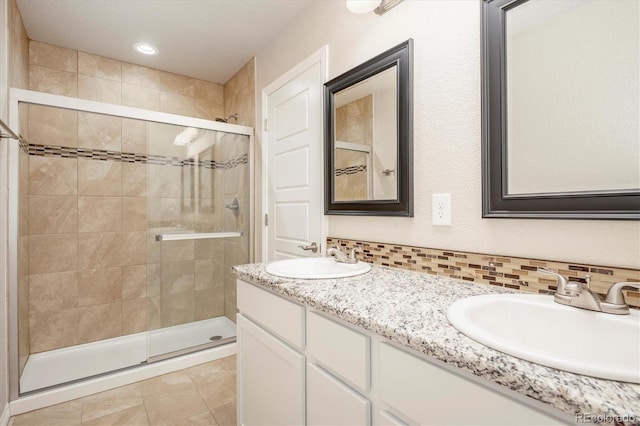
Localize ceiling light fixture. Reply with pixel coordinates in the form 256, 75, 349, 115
346, 0, 404, 16
133, 42, 159, 55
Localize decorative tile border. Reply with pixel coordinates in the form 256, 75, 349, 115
25, 143, 248, 170
19, 137, 29, 154
335, 164, 367, 176
326, 237, 640, 308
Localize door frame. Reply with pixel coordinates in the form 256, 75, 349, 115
261, 46, 329, 261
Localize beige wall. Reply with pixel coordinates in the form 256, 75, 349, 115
28, 41, 224, 120
22, 42, 247, 354
1, 0, 29, 406
335, 95, 372, 201
255, 0, 640, 269
23, 111, 250, 355
24, 110, 234, 353
222, 57, 255, 320
7, 0, 27, 90
6, 0, 29, 387
1, 8, 253, 396
224, 57, 255, 128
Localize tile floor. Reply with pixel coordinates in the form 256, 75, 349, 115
9, 355, 236, 426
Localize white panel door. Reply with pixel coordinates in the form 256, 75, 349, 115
264, 50, 325, 261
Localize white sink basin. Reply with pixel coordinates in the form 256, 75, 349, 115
447, 294, 640, 383
265, 257, 371, 279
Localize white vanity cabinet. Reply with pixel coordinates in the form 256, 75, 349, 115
306, 310, 373, 425
236, 314, 305, 426
237, 280, 306, 426
237, 279, 569, 426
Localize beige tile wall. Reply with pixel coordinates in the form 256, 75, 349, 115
9, 0, 30, 375
18, 144, 30, 371
21, 39, 255, 354
28, 41, 225, 120
22, 40, 255, 353
335, 149, 368, 201
327, 237, 640, 308
334, 95, 372, 201
8, 0, 29, 90
25, 112, 247, 352
223, 59, 255, 321
336, 95, 373, 146
224, 57, 255, 128
26, 120, 128, 350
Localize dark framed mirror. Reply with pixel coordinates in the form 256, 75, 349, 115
325, 39, 413, 216
482, 0, 640, 219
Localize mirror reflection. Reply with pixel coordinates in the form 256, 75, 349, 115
505, 0, 639, 195
334, 66, 397, 201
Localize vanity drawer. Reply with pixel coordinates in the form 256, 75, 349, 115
378, 343, 564, 425
307, 310, 370, 392
237, 279, 305, 349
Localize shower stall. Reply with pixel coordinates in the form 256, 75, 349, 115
7, 88, 253, 397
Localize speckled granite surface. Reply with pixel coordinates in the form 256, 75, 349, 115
233, 262, 640, 425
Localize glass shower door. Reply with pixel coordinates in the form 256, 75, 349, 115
146, 124, 250, 361
13, 97, 252, 395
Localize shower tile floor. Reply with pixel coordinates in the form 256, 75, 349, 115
10, 355, 236, 426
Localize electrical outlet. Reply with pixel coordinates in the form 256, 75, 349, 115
432, 193, 451, 226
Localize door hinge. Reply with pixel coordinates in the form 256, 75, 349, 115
264, 213, 268, 226
263, 118, 268, 132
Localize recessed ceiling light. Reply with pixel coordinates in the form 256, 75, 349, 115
133, 42, 158, 55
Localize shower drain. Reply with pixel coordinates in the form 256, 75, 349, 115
209, 335, 223, 341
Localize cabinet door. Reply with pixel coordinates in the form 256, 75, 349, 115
307, 362, 371, 425
237, 314, 305, 426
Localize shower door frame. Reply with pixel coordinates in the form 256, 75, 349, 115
7, 87, 255, 401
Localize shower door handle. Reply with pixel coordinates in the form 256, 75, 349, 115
155, 231, 243, 241
297, 242, 318, 253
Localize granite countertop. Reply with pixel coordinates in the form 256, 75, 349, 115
233, 262, 640, 425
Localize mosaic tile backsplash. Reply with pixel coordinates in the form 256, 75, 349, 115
326, 237, 640, 308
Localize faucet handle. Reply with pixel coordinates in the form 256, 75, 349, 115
600, 282, 640, 315
604, 282, 640, 305
537, 267, 569, 293
348, 247, 361, 259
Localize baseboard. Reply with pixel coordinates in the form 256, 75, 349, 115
0, 403, 11, 426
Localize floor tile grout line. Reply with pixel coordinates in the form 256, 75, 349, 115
188, 367, 221, 426
140, 391, 153, 426
12, 357, 236, 425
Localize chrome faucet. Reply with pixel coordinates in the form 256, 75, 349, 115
538, 267, 639, 315
326, 245, 360, 264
